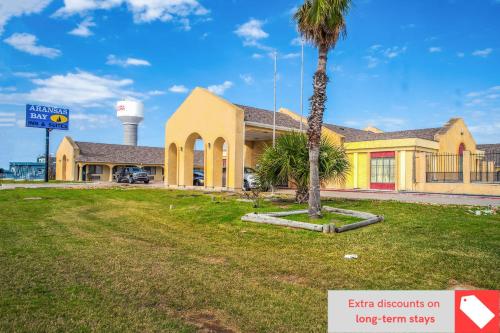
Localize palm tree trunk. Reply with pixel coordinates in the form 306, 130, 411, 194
308, 44, 329, 218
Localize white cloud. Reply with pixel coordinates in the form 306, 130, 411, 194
207, 81, 233, 95
0, 112, 16, 127
457, 52, 465, 58
69, 16, 95, 37
364, 45, 407, 68
4, 33, 61, 58
54, 0, 209, 29
0, 86, 16, 92
401, 23, 416, 29
383, 46, 407, 59
472, 48, 493, 58
0, 70, 140, 107
282, 52, 300, 59
234, 19, 268, 46
0, 0, 52, 35
429, 46, 442, 53
252, 53, 263, 59
106, 54, 151, 67
290, 36, 303, 46
148, 90, 166, 96
71, 112, 116, 130
168, 85, 188, 93
239, 74, 253, 85
364, 55, 379, 69
13, 71, 38, 78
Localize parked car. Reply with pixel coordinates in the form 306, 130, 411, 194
243, 167, 257, 191
193, 170, 204, 186
115, 167, 149, 184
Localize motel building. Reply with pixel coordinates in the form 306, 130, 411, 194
164, 88, 499, 195
57, 87, 499, 196
55, 137, 204, 183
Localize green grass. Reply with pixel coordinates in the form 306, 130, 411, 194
0, 188, 498, 332
284, 211, 364, 226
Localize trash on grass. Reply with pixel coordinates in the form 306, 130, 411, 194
344, 254, 358, 260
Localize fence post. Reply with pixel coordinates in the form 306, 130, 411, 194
463, 151, 471, 184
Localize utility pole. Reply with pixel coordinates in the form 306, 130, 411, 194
273, 51, 277, 147
300, 38, 304, 131
44, 128, 51, 182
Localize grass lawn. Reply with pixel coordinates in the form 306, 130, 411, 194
0, 188, 498, 332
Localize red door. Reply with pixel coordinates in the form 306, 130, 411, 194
370, 151, 396, 190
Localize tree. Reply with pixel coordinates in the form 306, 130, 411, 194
294, 0, 352, 217
256, 132, 349, 204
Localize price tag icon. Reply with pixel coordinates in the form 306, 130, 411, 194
460, 295, 495, 329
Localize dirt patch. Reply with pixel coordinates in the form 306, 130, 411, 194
199, 256, 228, 265
448, 279, 479, 290
184, 311, 238, 333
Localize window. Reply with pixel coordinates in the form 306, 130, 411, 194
143, 167, 156, 175
88, 165, 103, 174
370, 157, 395, 183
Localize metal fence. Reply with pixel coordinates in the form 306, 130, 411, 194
470, 151, 500, 183
425, 153, 463, 183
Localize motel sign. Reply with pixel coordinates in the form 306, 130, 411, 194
25, 104, 70, 130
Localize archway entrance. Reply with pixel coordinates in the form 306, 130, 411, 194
61, 155, 67, 180
184, 133, 205, 187
458, 143, 466, 173
213, 137, 228, 188
167, 143, 178, 185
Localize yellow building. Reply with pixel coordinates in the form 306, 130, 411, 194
55, 137, 165, 182
164, 87, 500, 195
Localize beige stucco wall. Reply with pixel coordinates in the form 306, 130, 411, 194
165, 87, 245, 190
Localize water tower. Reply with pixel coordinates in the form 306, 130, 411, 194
116, 100, 144, 146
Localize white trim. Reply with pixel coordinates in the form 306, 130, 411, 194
244, 121, 305, 133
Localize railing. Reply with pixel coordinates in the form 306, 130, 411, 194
470, 152, 500, 184
425, 153, 463, 183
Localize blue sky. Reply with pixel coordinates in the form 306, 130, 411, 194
0, 0, 499, 168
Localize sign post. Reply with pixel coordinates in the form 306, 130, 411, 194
25, 104, 70, 182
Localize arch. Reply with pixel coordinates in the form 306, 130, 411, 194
61, 155, 67, 181
167, 143, 178, 185
458, 143, 466, 173
184, 133, 205, 187
458, 143, 466, 156
213, 137, 228, 188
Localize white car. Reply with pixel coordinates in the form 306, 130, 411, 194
243, 167, 258, 191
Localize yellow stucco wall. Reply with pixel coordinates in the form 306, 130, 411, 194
56, 136, 78, 181
436, 118, 477, 153
165, 87, 244, 190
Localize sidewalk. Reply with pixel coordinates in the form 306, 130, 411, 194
278, 189, 500, 207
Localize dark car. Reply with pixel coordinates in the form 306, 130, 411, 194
115, 167, 150, 184
193, 170, 204, 186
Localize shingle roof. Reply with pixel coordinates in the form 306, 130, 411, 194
477, 144, 500, 153
75, 142, 164, 165
236, 104, 303, 130
330, 127, 442, 143
73, 141, 206, 167
236, 103, 444, 142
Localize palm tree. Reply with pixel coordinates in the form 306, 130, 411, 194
256, 132, 349, 204
294, 0, 352, 217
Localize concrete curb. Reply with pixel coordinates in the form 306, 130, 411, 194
241, 206, 383, 233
